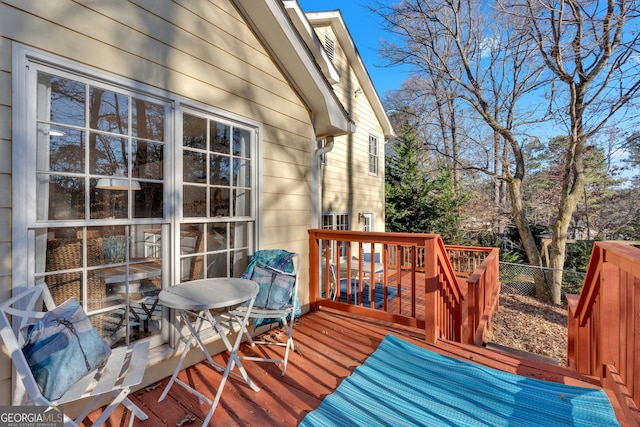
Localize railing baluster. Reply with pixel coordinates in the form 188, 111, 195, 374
308, 229, 499, 346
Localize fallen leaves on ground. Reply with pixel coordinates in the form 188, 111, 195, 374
488, 294, 567, 363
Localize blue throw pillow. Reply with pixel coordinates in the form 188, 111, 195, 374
22, 297, 112, 401
103, 236, 126, 264
251, 263, 296, 310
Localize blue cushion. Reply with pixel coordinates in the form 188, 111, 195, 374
22, 297, 112, 400
251, 262, 295, 309
103, 236, 126, 264
241, 249, 295, 278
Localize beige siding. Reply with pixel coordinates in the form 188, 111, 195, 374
0, 34, 11, 406
0, 0, 313, 398
315, 24, 386, 232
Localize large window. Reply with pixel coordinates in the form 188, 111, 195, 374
32, 70, 167, 347
180, 111, 255, 281
15, 49, 258, 349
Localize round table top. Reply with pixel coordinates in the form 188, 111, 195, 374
158, 278, 259, 310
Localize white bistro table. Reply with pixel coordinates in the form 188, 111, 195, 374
157, 278, 260, 426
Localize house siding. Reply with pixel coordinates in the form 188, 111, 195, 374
0, 0, 313, 404
0, 33, 12, 406
314, 25, 386, 232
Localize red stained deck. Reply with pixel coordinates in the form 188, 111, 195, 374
85, 308, 626, 427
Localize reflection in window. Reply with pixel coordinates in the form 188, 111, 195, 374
181, 111, 254, 280
36, 72, 165, 222
34, 70, 167, 347
35, 225, 164, 347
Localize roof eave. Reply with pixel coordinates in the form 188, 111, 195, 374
232, 0, 353, 138
306, 11, 396, 140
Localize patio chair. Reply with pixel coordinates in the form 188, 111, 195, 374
357, 251, 385, 284
232, 249, 299, 376
0, 284, 149, 427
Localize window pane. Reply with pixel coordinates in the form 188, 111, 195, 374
211, 122, 230, 154
89, 87, 129, 134
206, 252, 227, 278
233, 127, 251, 157
40, 175, 86, 220
40, 74, 85, 127
40, 124, 85, 173
90, 133, 128, 175
183, 151, 206, 183
231, 223, 249, 248
84, 226, 127, 264
134, 182, 164, 218
210, 188, 229, 217
233, 158, 251, 187
233, 189, 251, 217
91, 180, 129, 219
183, 185, 207, 217
40, 232, 114, 313
210, 154, 230, 185
183, 114, 206, 150
208, 223, 228, 251
180, 224, 204, 281
132, 98, 165, 141
133, 141, 163, 180
231, 249, 249, 277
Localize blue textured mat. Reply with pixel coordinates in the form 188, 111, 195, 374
299, 334, 620, 427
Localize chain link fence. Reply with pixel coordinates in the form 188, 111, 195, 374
499, 262, 586, 301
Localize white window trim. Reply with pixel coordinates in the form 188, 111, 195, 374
11, 43, 264, 364
369, 134, 380, 176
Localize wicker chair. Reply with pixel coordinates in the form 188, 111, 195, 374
45, 237, 108, 335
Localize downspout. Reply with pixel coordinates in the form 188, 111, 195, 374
310, 125, 335, 229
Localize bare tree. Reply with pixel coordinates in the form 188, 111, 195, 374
500, 0, 640, 303
375, 0, 640, 303
373, 0, 552, 299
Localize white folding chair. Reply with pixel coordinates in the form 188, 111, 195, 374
233, 251, 299, 376
0, 284, 149, 427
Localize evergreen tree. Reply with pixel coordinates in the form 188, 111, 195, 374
385, 126, 467, 242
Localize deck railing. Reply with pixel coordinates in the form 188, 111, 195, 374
567, 242, 640, 423
308, 229, 500, 345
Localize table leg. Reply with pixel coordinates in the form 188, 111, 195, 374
201, 299, 260, 426
158, 310, 202, 402
159, 303, 261, 426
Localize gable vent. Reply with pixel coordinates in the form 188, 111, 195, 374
324, 35, 335, 63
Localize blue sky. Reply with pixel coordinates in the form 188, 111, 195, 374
297, 1, 409, 98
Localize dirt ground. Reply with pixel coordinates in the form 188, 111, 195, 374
487, 293, 568, 363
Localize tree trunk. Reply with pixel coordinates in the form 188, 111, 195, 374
508, 177, 549, 301
548, 129, 586, 303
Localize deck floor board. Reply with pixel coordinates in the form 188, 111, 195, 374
86, 308, 621, 426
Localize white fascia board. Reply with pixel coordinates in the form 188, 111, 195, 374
282, 1, 340, 85
306, 11, 396, 140
233, 0, 352, 137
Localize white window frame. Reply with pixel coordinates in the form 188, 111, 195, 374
322, 212, 350, 259
361, 212, 374, 232
369, 134, 379, 176
12, 44, 263, 351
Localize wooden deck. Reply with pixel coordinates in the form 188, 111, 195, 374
85, 308, 626, 427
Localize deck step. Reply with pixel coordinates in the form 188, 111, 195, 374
484, 342, 565, 366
